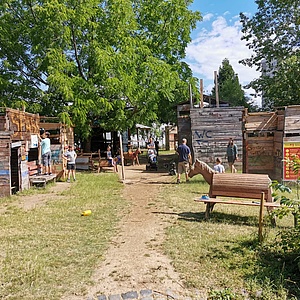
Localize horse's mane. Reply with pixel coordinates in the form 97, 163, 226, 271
189, 159, 215, 185
194, 159, 215, 174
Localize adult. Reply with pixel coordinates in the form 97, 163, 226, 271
147, 137, 155, 151
40, 132, 52, 175
176, 138, 191, 184
226, 138, 238, 173
64, 145, 77, 182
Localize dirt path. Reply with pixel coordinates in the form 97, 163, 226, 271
86, 164, 191, 298
3, 160, 196, 299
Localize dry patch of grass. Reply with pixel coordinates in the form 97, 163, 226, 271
0, 172, 127, 299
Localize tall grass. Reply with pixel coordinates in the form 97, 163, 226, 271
0, 172, 127, 300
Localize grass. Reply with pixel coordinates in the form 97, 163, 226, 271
0, 172, 127, 300
159, 174, 299, 300
1, 153, 299, 300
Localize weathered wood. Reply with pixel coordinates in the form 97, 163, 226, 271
29, 174, 56, 188
189, 159, 273, 200
98, 159, 115, 172
194, 198, 280, 207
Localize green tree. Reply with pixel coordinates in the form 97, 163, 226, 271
240, 0, 300, 109
0, 0, 201, 138
211, 58, 251, 108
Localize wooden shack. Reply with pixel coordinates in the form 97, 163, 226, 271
0, 108, 74, 197
0, 107, 40, 196
179, 102, 300, 181
178, 104, 244, 170
243, 106, 300, 181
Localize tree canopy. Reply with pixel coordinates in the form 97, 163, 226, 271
240, 0, 300, 110
211, 58, 252, 108
0, 0, 201, 138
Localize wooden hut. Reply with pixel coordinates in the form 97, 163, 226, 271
179, 101, 300, 180
0, 108, 74, 197
0, 107, 40, 196
178, 102, 244, 170
243, 106, 300, 181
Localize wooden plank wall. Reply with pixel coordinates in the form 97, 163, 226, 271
0, 133, 11, 197
284, 106, 300, 135
177, 104, 192, 148
243, 106, 300, 181
189, 107, 244, 171
5, 108, 40, 141
243, 111, 277, 178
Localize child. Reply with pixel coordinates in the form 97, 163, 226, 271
63, 145, 77, 182
106, 145, 118, 172
214, 157, 225, 173
132, 148, 141, 166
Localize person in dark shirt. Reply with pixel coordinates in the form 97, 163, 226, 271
176, 138, 191, 183
226, 138, 238, 173
154, 139, 159, 156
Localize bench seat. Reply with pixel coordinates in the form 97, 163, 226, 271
30, 174, 56, 188
195, 198, 280, 207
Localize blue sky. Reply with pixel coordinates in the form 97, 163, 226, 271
186, 0, 261, 105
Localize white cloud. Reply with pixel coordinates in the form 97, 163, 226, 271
203, 13, 214, 22
185, 15, 261, 105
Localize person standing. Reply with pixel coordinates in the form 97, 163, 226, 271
226, 138, 238, 173
40, 132, 52, 175
176, 138, 191, 184
154, 139, 159, 156
64, 145, 77, 182
147, 137, 155, 151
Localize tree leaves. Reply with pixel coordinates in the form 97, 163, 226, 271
0, 0, 201, 137
240, 0, 300, 109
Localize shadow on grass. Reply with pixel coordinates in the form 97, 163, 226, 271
153, 210, 259, 226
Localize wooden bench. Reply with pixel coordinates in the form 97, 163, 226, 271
97, 158, 116, 173
194, 196, 280, 220
195, 193, 280, 241
29, 174, 57, 188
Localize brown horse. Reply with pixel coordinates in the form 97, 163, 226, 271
189, 159, 273, 202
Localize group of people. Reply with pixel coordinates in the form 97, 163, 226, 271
39, 131, 77, 183
39, 132, 238, 185
175, 137, 238, 183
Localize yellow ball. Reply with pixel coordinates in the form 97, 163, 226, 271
81, 210, 92, 216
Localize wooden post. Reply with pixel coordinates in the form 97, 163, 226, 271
258, 192, 265, 242
200, 79, 204, 108
214, 71, 219, 107
189, 84, 193, 107
119, 133, 125, 181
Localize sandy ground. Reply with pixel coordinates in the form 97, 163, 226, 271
85, 164, 189, 298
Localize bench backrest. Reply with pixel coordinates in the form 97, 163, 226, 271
211, 173, 272, 201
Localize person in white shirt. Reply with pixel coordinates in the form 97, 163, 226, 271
214, 157, 225, 173
63, 145, 77, 182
